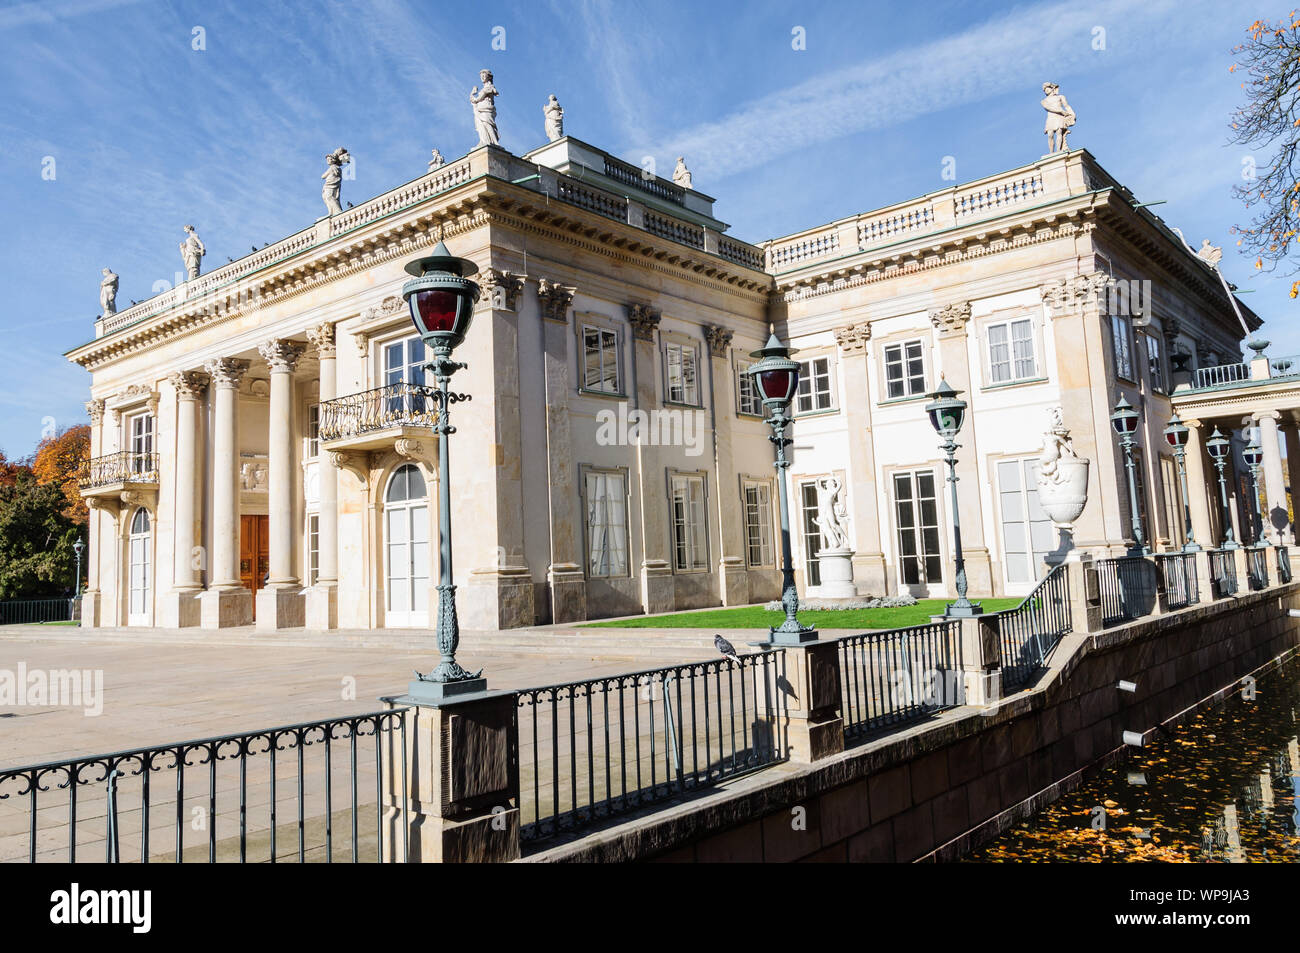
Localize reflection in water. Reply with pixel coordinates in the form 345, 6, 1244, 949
966, 658, 1300, 862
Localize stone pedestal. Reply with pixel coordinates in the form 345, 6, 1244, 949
1232, 548, 1251, 591
641, 561, 675, 615
255, 585, 305, 631
464, 567, 538, 629
815, 548, 858, 598
1065, 553, 1102, 633
80, 590, 101, 629
718, 556, 750, 607
1192, 550, 1216, 604
304, 583, 338, 630
850, 552, 889, 597
160, 588, 203, 628
200, 586, 253, 628
381, 691, 520, 863
951, 616, 1003, 706
771, 641, 844, 763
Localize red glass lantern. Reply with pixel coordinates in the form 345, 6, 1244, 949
401, 241, 481, 350
745, 330, 800, 411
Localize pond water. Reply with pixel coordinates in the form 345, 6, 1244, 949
965, 658, 1300, 862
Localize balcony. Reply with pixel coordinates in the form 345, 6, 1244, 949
77, 451, 160, 500
319, 382, 437, 453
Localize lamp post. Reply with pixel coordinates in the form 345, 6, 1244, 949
1205, 427, 1239, 550
1109, 396, 1147, 555
1162, 414, 1199, 552
401, 241, 485, 698
72, 537, 84, 625
1243, 441, 1266, 547
744, 330, 816, 644
924, 379, 981, 618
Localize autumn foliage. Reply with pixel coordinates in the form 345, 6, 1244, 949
32, 424, 89, 525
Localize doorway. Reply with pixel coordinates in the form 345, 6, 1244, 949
240, 515, 270, 618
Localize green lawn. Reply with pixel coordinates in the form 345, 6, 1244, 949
585, 598, 1024, 630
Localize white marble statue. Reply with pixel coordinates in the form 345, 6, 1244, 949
428, 148, 445, 172
321, 147, 351, 216
1041, 82, 1075, 154
813, 474, 851, 551
471, 69, 500, 146
1037, 406, 1079, 485
544, 94, 564, 142
672, 156, 692, 189
99, 267, 118, 316
179, 225, 205, 280
1197, 239, 1223, 267
1036, 405, 1090, 532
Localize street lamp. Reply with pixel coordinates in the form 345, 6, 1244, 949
1162, 415, 1199, 552
1109, 396, 1147, 555
401, 241, 484, 699
1205, 427, 1239, 550
924, 378, 981, 618
1243, 441, 1266, 547
744, 329, 817, 644
72, 537, 84, 626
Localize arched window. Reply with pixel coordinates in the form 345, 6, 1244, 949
128, 508, 151, 625
383, 464, 429, 627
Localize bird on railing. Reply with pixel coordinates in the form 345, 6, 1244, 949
715, 634, 740, 665
346, 201, 354, 209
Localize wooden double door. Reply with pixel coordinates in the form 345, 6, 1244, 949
240, 515, 270, 618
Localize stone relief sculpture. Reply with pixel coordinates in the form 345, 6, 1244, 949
471, 69, 500, 146
1041, 82, 1075, 153
543, 94, 564, 142
428, 148, 445, 172
672, 156, 692, 189
178, 225, 205, 280
99, 267, 118, 316
321, 147, 351, 216
813, 474, 851, 551
1197, 239, 1223, 267
1035, 405, 1090, 533
240, 461, 268, 492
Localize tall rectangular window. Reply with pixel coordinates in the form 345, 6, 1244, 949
670, 473, 708, 571
743, 481, 774, 567
997, 458, 1054, 585
737, 361, 763, 416
988, 318, 1036, 384
307, 404, 320, 458
1146, 334, 1165, 392
884, 340, 926, 399
796, 357, 834, 413
582, 325, 621, 394
585, 469, 629, 577
800, 482, 822, 586
664, 342, 700, 405
1111, 314, 1134, 380
128, 412, 154, 477
384, 336, 427, 416
893, 470, 943, 586
307, 514, 320, 586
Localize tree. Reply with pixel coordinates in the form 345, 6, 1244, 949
32, 424, 90, 525
1229, 14, 1300, 296
0, 469, 80, 599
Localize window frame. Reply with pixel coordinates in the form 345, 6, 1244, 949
663, 339, 702, 407
984, 315, 1039, 386
1111, 313, 1135, 382
668, 470, 710, 573
579, 321, 625, 397
795, 354, 837, 415
741, 478, 775, 568
735, 358, 765, 418
883, 338, 927, 400
581, 465, 632, 579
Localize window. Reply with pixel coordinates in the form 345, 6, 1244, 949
1145, 334, 1165, 393
737, 361, 764, 417
987, 318, 1036, 384
796, 357, 835, 413
1132, 448, 1151, 546
884, 340, 926, 399
384, 336, 428, 417
664, 341, 700, 405
384, 464, 429, 627
743, 481, 774, 567
307, 513, 320, 586
128, 508, 151, 626
1111, 314, 1134, 380
670, 473, 708, 571
893, 470, 943, 587
582, 325, 622, 395
307, 404, 320, 458
127, 412, 154, 477
799, 482, 822, 586
585, 469, 629, 577
996, 459, 1055, 585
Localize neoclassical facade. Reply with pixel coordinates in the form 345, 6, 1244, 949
68, 134, 1264, 631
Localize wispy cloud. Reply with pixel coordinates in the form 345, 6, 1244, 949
0, 0, 151, 31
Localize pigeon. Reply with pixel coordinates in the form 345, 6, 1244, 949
715, 634, 740, 665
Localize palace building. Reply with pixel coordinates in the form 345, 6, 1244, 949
68, 120, 1272, 632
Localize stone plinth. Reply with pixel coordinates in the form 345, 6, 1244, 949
79, 590, 101, 628
954, 617, 1002, 705
464, 568, 537, 629
769, 641, 844, 763
815, 548, 858, 598
542, 564, 585, 625
255, 586, 304, 631
160, 588, 202, 628
304, 583, 338, 630
199, 586, 253, 629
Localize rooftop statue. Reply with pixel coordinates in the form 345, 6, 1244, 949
672, 156, 692, 189
1041, 82, 1075, 154
544, 94, 564, 142
321, 147, 352, 216
99, 267, 118, 316
178, 225, 205, 280
1197, 239, 1223, 267
428, 148, 445, 172
471, 69, 500, 146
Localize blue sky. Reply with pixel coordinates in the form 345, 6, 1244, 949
0, 0, 1287, 457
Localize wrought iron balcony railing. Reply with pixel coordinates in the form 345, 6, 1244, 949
77, 451, 160, 489
319, 382, 437, 442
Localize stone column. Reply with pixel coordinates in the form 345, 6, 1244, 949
929, 302, 994, 594
705, 325, 748, 606
306, 324, 339, 629
629, 304, 675, 613
161, 372, 208, 627
200, 358, 253, 628
81, 400, 106, 627
256, 339, 307, 630
1253, 411, 1291, 545
833, 322, 888, 594
1184, 420, 1215, 549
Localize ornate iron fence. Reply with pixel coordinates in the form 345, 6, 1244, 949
0, 709, 411, 863
318, 382, 436, 442
1279, 546, 1293, 584
1156, 552, 1199, 610
837, 619, 963, 738
516, 650, 787, 845
1210, 550, 1239, 597
995, 565, 1072, 690
1247, 547, 1270, 591
0, 598, 73, 625
1096, 556, 1158, 626
76, 451, 159, 488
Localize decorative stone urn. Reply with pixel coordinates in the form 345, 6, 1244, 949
1037, 456, 1090, 530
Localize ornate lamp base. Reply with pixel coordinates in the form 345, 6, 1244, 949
944, 601, 984, 619
407, 675, 489, 703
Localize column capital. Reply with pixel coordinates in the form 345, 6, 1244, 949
626, 303, 660, 341
833, 321, 871, 353
203, 357, 251, 388
1040, 272, 1108, 317
258, 339, 306, 372
85, 399, 105, 424
169, 370, 210, 400
480, 268, 526, 311
929, 301, 971, 336
1251, 410, 1282, 424
536, 278, 575, 323
306, 322, 336, 359
704, 325, 733, 358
